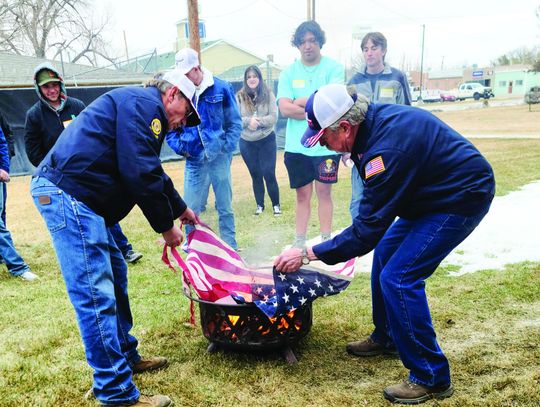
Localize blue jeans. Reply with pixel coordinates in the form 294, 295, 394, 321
370, 207, 491, 387
0, 182, 30, 276
108, 223, 132, 257
350, 166, 364, 221
184, 152, 237, 249
31, 177, 140, 405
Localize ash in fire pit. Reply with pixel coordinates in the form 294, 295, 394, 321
196, 299, 312, 364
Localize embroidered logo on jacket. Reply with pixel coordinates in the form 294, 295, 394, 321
365, 156, 385, 179
151, 118, 162, 138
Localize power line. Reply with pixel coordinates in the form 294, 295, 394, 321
261, 0, 301, 21
202, 0, 262, 19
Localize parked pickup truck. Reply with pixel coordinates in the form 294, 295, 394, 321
456, 83, 494, 101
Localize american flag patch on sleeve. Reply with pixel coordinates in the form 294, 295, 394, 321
365, 156, 385, 179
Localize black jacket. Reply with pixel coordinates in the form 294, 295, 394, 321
0, 112, 15, 158
24, 97, 86, 167
24, 62, 86, 167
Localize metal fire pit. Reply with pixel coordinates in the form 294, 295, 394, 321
191, 297, 312, 364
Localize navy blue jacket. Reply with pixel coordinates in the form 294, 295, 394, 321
36, 87, 187, 233
314, 103, 495, 264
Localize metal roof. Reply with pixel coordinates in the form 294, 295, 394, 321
0, 52, 152, 88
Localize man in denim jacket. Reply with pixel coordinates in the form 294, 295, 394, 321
166, 48, 242, 250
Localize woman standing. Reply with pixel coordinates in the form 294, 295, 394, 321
236, 65, 281, 216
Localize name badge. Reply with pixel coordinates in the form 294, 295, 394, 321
380, 88, 394, 99
292, 79, 306, 89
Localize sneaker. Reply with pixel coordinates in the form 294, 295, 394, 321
273, 205, 282, 216
346, 337, 399, 357
254, 205, 264, 215
124, 250, 143, 264
320, 233, 331, 242
98, 394, 172, 407
132, 356, 168, 374
383, 380, 453, 404
19, 271, 38, 281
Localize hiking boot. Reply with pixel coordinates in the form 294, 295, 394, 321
383, 380, 453, 404
132, 356, 168, 374
125, 250, 143, 264
346, 337, 399, 357
99, 394, 172, 407
273, 205, 282, 216
254, 205, 264, 215
19, 271, 39, 281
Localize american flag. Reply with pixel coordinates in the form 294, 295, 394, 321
365, 155, 385, 179
242, 261, 355, 318
163, 224, 356, 317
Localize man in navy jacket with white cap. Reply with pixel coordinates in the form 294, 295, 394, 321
31, 70, 200, 407
275, 84, 495, 405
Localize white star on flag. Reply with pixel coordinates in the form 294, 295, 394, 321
290, 284, 299, 293
278, 273, 287, 281
299, 296, 307, 305
314, 278, 322, 288
296, 276, 305, 285
282, 293, 290, 303
308, 288, 317, 297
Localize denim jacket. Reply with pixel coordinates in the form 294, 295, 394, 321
166, 68, 242, 162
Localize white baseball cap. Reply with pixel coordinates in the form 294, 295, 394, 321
301, 84, 356, 148
162, 69, 201, 127
175, 48, 200, 74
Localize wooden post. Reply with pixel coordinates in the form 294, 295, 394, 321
187, 0, 201, 63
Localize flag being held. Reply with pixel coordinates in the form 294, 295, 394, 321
168, 223, 356, 318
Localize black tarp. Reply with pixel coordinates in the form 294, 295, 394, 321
0, 81, 285, 175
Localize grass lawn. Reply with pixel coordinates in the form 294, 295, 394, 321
1, 105, 539, 406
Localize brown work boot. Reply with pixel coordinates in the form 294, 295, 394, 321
133, 356, 168, 374
99, 394, 172, 406
346, 337, 399, 357
383, 380, 453, 404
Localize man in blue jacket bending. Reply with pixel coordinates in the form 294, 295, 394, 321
31, 70, 200, 407
275, 84, 495, 405
166, 48, 242, 250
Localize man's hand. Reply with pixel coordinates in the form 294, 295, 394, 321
274, 247, 304, 273
179, 207, 199, 225
293, 97, 308, 108
162, 225, 184, 247
0, 169, 10, 183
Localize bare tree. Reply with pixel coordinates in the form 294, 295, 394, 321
0, 0, 118, 66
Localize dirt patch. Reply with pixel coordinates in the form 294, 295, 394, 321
434, 104, 540, 135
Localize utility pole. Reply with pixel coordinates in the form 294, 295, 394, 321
123, 30, 130, 61
307, 0, 315, 20
418, 24, 425, 102
187, 0, 201, 62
